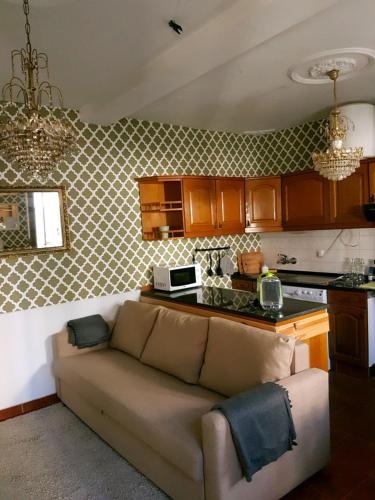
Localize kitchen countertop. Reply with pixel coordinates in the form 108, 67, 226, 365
231, 270, 373, 293
141, 286, 327, 324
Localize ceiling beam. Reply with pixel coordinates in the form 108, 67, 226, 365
80, 0, 343, 125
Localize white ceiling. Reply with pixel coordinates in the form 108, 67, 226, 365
1, 0, 375, 132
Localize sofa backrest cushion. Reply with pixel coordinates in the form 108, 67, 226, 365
110, 300, 161, 359
140, 307, 209, 384
198, 317, 296, 396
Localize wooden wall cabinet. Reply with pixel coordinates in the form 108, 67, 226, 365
137, 176, 245, 240
183, 178, 217, 236
138, 159, 375, 240
137, 177, 185, 240
282, 170, 330, 229
328, 290, 369, 376
245, 176, 282, 232
215, 179, 245, 235
183, 177, 245, 237
282, 161, 374, 230
328, 162, 371, 227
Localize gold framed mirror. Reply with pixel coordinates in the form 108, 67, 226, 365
0, 186, 70, 258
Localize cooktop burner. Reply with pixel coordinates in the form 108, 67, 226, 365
328, 273, 365, 288
275, 272, 335, 286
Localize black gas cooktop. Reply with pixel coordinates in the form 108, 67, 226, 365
231, 271, 371, 292
274, 272, 337, 286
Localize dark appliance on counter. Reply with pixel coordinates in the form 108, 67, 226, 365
363, 203, 375, 221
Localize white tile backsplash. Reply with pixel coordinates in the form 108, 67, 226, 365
260, 228, 375, 274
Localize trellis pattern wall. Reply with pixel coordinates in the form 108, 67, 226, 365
0, 103, 324, 314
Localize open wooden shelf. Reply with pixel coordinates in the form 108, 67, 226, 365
142, 228, 185, 241
141, 200, 183, 212
137, 179, 185, 240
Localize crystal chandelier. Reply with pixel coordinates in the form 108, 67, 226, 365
0, 0, 76, 181
312, 69, 363, 181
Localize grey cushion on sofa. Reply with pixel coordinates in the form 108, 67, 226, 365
199, 317, 296, 397
110, 300, 161, 358
141, 307, 209, 384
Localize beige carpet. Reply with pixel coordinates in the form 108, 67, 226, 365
0, 403, 169, 500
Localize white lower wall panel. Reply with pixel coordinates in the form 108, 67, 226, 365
0, 289, 140, 410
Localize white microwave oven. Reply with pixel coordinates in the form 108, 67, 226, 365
153, 263, 202, 292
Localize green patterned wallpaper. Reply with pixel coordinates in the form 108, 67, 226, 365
0, 103, 324, 315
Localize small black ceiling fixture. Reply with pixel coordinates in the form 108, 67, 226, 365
168, 19, 183, 35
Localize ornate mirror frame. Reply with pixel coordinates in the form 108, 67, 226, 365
0, 185, 70, 258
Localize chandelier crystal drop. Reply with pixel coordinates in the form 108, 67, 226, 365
312, 69, 363, 181
0, 0, 76, 181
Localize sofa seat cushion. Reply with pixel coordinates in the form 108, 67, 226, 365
199, 317, 296, 397
54, 348, 223, 482
141, 307, 209, 384
110, 301, 161, 359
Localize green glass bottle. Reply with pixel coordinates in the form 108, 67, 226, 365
260, 273, 283, 311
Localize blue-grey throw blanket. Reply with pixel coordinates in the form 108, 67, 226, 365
67, 314, 110, 348
213, 382, 297, 481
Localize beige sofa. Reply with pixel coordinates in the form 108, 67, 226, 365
53, 300, 330, 500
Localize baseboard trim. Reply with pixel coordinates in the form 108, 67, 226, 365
0, 394, 60, 422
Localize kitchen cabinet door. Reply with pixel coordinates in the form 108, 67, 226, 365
245, 176, 282, 232
328, 162, 370, 227
329, 304, 368, 367
216, 179, 245, 234
183, 178, 217, 236
328, 290, 369, 375
282, 170, 330, 229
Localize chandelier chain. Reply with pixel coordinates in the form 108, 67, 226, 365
333, 75, 337, 110
23, 0, 32, 58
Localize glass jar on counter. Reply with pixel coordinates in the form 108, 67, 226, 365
260, 273, 283, 311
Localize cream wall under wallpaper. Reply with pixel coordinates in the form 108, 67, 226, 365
0, 103, 325, 409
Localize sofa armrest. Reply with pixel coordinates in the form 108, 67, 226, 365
201, 368, 330, 500
52, 329, 109, 360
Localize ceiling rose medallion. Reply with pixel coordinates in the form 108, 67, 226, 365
288, 50, 367, 181
0, 0, 76, 181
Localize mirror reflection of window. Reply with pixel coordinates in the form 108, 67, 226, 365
33, 192, 63, 248
0, 203, 20, 230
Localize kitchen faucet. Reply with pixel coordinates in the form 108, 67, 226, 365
277, 253, 297, 265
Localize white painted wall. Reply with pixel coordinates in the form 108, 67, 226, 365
260, 228, 375, 274
0, 289, 140, 410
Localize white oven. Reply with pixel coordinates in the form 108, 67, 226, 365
282, 285, 327, 304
